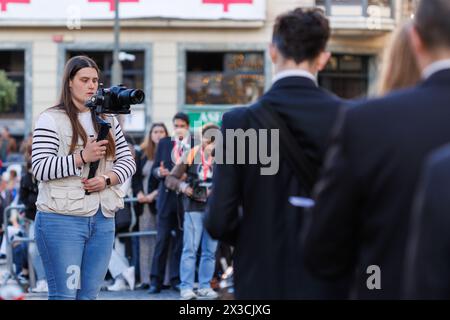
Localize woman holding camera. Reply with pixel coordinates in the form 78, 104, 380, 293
165, 123, 219, 300
31, 56, 136, 300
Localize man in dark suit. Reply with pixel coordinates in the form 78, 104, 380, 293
403, 144, 450, 299
303, 0, 450, 299
147, 112, 191, 294
205, 8, 348, 299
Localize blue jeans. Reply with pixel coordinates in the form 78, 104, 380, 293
35, 209, 114, 300
180, 211, 218, 291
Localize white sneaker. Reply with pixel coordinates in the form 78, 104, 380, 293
180, 289, 197, 300
16, 272, 29, 285
122, 266, 135, 291
31, 280, 48, 293
197, 288, 219, 300
107, 278, 128, 291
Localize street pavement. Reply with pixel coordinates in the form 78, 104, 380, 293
1, 258, 232, 300
26, 288, 182, 300
1, 260, 181, 300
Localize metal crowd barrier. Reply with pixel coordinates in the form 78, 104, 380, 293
118, 197, 158, 238
1, 204, 31, 288
0, 197, 158, 289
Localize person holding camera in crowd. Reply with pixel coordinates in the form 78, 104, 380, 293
165, 123, 219, 300
31, 56, 136, 300
147, 112, 192, 294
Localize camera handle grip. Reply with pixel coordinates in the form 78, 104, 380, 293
85, 115, 112, 195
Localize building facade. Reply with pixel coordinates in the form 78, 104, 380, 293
0, 0, 416, 139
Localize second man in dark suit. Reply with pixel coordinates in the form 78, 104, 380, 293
304, 0, 450, 299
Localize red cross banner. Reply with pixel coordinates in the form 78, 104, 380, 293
0, 0, 265, 21
0, 0, 30, 12
202, 0, 253, 13
87, 0, 140, 12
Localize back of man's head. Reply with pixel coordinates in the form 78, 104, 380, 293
415, 0, 450, 50
272, 8, 330, 64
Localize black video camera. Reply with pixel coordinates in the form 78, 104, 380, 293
85, 84, 145, 114
83, 84, 144, 195
190, 180, 212, 203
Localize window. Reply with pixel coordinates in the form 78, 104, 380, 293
185, 51, 265, 106
368, 0, 392, 18
318, 54, 370, 99
0, 51, 25, 119
67, 50, 144, 90
402, 0, 417, 19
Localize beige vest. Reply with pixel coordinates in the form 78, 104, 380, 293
36, 109, 125, 218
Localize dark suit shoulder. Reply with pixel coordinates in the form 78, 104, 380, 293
346, 86, 420, 122
157, 136, 173, 149
425, 143, 450, 178
222, 106, 249, 130
317, 86, 344, 103
159, 136, 172, 144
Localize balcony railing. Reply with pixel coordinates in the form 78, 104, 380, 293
316, 0, 396, 31
316, 0, 394, 18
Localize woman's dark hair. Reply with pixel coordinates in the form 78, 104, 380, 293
272, 8, 330, 64
55, 55, 115, 158
172, 112, 190, 126
140, 122, 169, 161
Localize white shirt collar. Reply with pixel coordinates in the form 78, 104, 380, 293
422, 59, 450, 79
271, 69, 318, 86
174, 134, 190, 147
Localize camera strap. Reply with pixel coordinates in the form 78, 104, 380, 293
248, 101, 317, 196
200, 148, 213, 181
85, 113, 112, 195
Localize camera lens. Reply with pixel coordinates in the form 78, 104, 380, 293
130, 90, 145, 104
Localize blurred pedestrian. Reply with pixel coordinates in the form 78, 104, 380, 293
19, 160, 48, 292
132, 122, 168, 290
0, 127, 17, 162
377, 21, 421, 95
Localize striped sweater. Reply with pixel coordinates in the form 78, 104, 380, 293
31, 110, 136, 184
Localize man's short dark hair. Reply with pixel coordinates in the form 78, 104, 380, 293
272, 7, 330, 64
172, 112, 190, 126
415, 0, 450, 50
202, 123, 220, 137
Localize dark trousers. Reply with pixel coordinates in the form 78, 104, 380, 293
13, 242, 28, 275
150, 212, 183, 287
